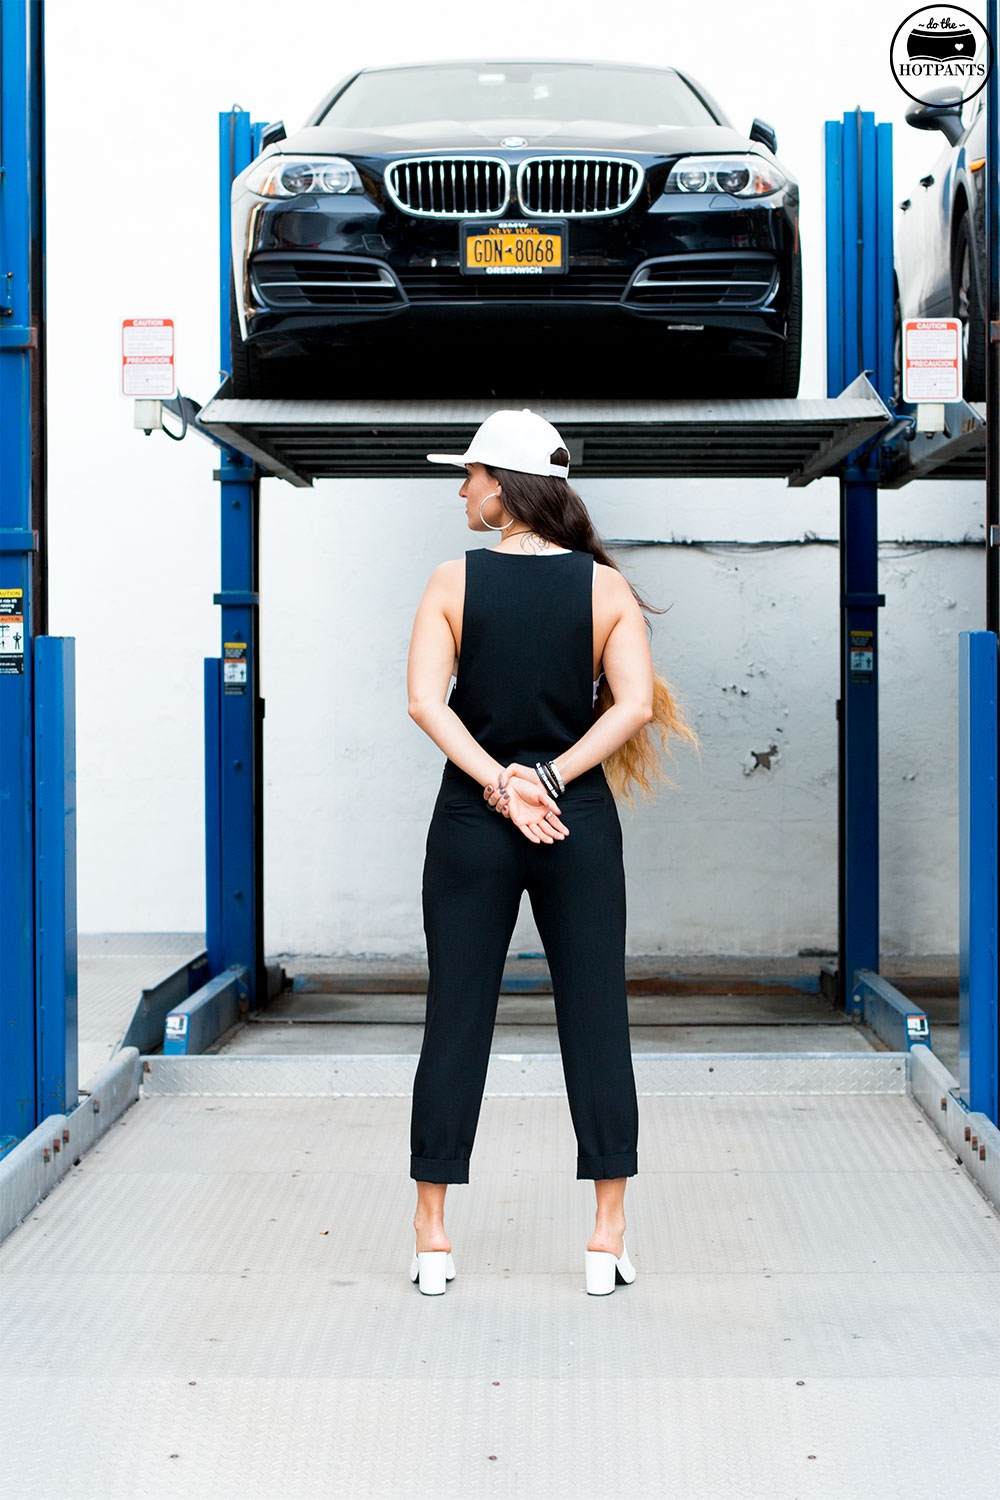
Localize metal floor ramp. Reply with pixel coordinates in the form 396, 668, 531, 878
1, 1050, 999, 1500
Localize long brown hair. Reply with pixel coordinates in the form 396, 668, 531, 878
486, 452, 697, 804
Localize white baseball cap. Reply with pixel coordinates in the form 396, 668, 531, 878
427, 408, 569, 478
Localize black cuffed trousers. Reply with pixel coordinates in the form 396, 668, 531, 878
410, 767, 639, 1184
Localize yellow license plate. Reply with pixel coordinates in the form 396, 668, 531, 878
462, 221, 565, 275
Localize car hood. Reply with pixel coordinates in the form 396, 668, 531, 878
275, 120, 763, 158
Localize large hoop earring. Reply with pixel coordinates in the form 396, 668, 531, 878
478, 490, 515, 531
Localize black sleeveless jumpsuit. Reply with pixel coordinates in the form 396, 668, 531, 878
409, 547, 640, 1184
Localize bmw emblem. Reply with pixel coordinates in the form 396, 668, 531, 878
500, 136, 528, 148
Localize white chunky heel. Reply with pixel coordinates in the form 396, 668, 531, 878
585, 1238, 636, 1296
409, 1243, 456, 1296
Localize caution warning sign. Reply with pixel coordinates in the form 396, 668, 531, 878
223, 641, 247, 695
0, 589, 25, 675
902, 318, 962, 403
122, 318, 176, 397
850, 629, 874, 683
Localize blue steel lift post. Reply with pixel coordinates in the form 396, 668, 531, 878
989, 2, 1000, 639
208, 110, 265, 1005
825, 111, 894, 1011
0, 0, 77, 1154
959, 631, 998, 1119
973, 1, 1000, 1121
946, 4, 1000, 1124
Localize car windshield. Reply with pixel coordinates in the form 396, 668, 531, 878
318, 63, 716, 131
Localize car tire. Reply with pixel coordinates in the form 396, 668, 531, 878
754, 254, 802, 398
228, 275, 266, 398
953, 212, 985, 402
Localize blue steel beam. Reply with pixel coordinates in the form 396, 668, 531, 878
988, 1, 1000, 636
825, 110, 894, 1005
218, 108, 252, 382
855, 112, 874, 391
212, 111, 263, 1003
33, 638, 76, 1117
204, 658, 223, 978
959, 632, 999, 1122
823, 121, 845, 399
163, 966, 249, 1056
841, 114, 860, 390
214, 454, 261, 1000
838, 468, 882, 1005
874, 123, 895, 405
0, 0, 45, 1149
851, 970, 930, 1052
987, 1, 1000, 1130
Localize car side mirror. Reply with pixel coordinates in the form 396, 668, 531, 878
904, 91, 963, 148
749, 118, 778, 155
260, 119, 287, 150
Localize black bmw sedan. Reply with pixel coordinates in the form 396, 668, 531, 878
229, 60, 801, 398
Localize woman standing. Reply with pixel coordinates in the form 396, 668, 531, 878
405, 409, 692, 1296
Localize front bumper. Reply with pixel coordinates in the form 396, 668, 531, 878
233, 173, 799, 362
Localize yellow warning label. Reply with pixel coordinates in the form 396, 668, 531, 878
0, 590, 25, 674
223, 641, 247, 694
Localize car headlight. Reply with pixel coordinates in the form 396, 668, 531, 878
245, 155, 364, 198
664, 154, 786, 198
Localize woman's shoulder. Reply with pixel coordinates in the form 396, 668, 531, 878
428, 556, 466, 580
593, 561, 631, 595
424, 556, 466, 598
593, 562, 640, 624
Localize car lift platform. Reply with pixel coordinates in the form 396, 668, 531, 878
197, 373, 895, 487
879, 400, 987, 487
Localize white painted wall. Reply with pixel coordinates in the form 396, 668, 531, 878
42, 0, 988, 954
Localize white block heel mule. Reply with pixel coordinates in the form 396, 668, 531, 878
409, 1242, 456, 1296
585, 1239, 636, 1296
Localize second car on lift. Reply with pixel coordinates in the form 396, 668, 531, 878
895, 84, 987, 401
229, 59, 801, 399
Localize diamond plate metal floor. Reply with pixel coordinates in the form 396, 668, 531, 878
2, 1084, 998, 1498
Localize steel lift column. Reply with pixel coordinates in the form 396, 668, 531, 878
0, 0, 77, 1153
204, 110, 264, 1003
825, 111, 894, 1007
963, 0, 1000, 1122
959, 630, 998, 1120
989, 3, 1000, 639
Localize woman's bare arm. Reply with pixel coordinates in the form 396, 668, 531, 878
406, 561, 508, 788
404, 558, 563, 834
549, 568, 654, 786
407, 563, 566, 843
410, 559, 650, 831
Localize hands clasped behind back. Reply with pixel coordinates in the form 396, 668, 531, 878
482, 763, 570, 845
